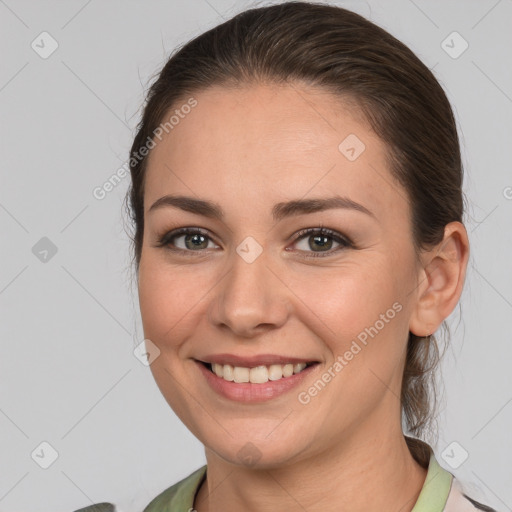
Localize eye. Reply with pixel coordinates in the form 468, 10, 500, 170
156, 227, 219, 254
289, 227, 353, 258
155, 225, 353, 258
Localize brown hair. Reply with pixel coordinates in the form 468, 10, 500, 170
125, 0, 465, 463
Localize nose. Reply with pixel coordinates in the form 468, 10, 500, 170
208, 247, 291, 338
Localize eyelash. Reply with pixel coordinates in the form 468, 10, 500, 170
155, 226, 354, 259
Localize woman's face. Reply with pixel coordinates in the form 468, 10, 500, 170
138, 83, 423, 467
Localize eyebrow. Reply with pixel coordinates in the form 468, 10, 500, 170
148, 194, 375, 222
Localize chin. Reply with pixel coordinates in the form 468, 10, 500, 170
203, 430, 312, 470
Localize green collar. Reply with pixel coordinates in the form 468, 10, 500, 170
412, 450, 453, 511
143, 451, 453, 511
143, 465, 207, 512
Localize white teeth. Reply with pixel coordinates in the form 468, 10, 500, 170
233, 366, 250, 383
268, 364, 283, 381
283, 364, 294, 377
210, 362, 310, 383
212, 363, 224, 377
222, 364, 234, 381
249, 365, 268, 384
293, 363, 307, 374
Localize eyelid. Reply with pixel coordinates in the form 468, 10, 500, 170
292, 226, 352, 245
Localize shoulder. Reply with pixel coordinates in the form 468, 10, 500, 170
72, 503, 115, 512
71, 466, 207, 512
445, 478, 499, 512
142, 465, 207, 511
407, 437, 499, 512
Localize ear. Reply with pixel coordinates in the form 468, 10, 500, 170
409, 221, 470, 337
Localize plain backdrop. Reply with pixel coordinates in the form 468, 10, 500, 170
1, 0, 511, 511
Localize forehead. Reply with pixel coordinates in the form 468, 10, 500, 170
143, 82, 408, 221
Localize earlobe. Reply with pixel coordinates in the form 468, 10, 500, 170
409, 222, 469, 337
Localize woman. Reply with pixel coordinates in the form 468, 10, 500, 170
76, 2, 497, 511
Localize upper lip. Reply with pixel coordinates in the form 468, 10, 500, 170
197, 353, 319, 367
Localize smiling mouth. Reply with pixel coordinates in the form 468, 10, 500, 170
199, 360, 318, 384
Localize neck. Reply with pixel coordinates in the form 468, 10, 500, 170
193, 423, 428, 512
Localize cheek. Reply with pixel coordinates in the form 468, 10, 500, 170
295, 257, 411, 393
295, 266, 409, 420
138, 255, 180, 344
294, 259, 404, 337
137, 253, 214, 347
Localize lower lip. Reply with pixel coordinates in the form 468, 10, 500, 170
195, 360, 320, 403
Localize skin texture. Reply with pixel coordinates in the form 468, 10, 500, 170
137, 82, 469, 512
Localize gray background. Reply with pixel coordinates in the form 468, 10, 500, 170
1, 0, 511, 511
